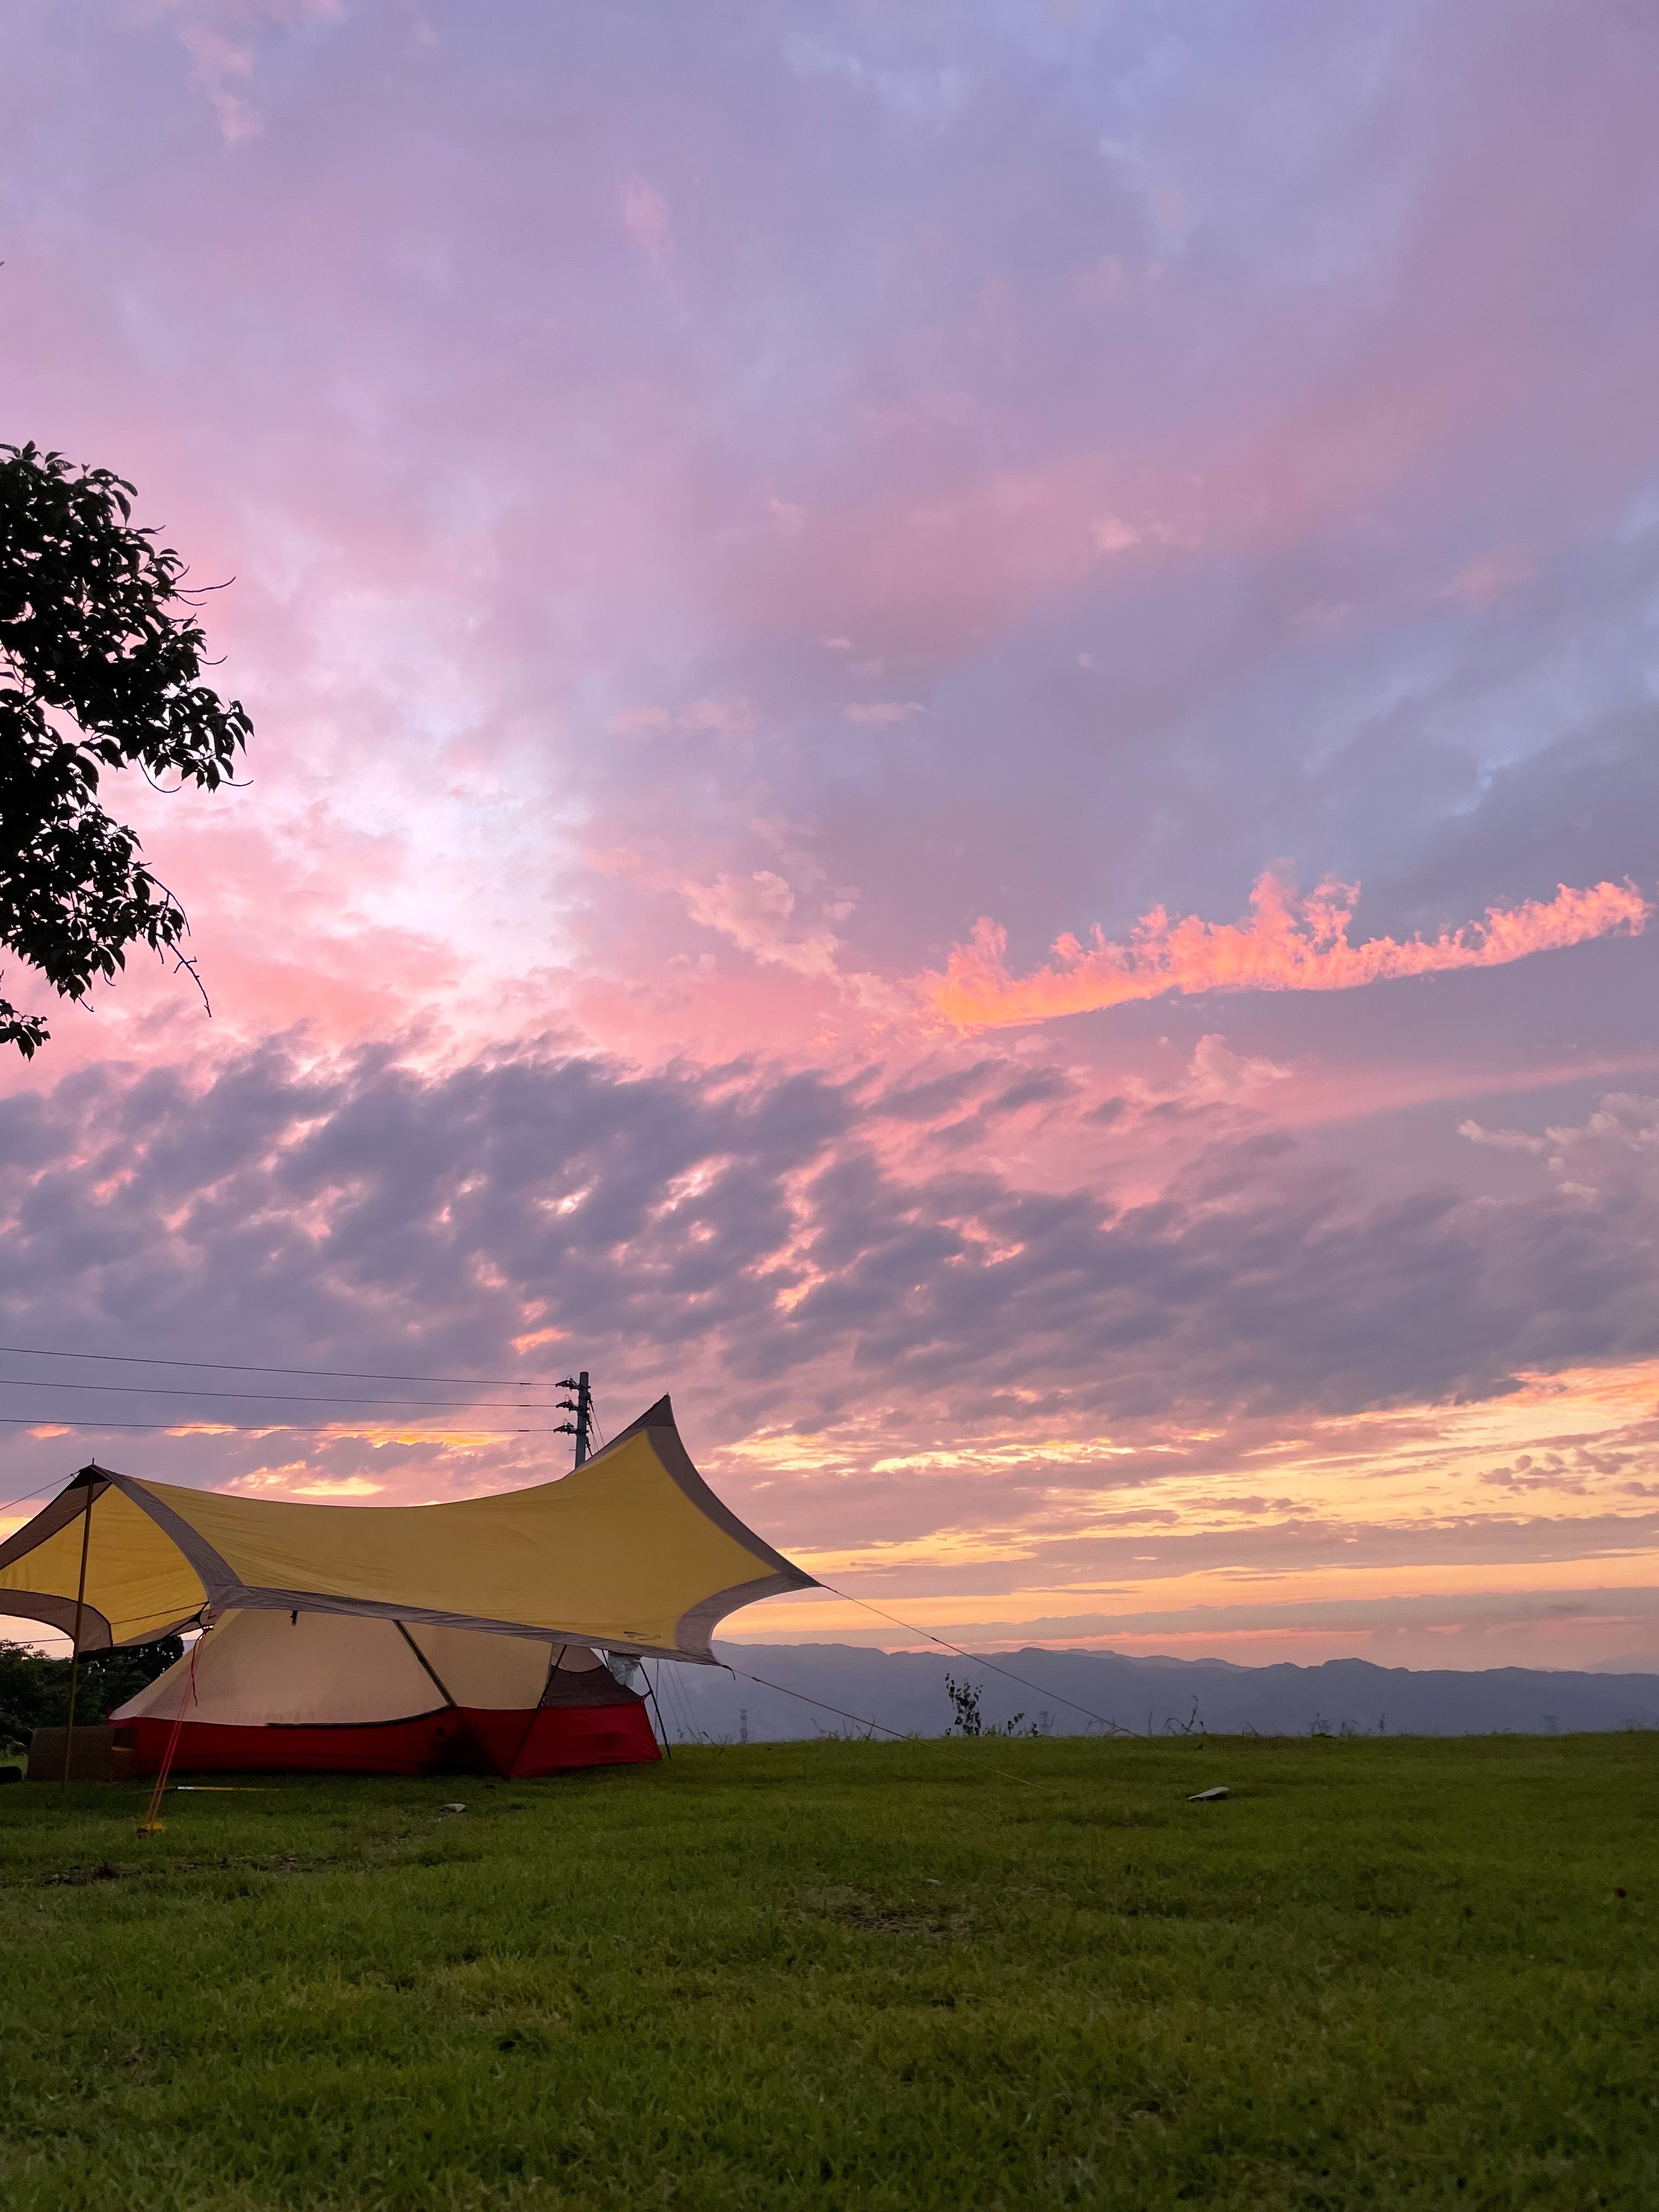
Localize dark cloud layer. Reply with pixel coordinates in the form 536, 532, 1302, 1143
3, 1043, 1657, 1462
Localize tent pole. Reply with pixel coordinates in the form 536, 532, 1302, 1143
646, 1661, 672, 1759
60, 1472, 96, 1792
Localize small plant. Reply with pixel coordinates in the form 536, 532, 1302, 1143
944, 1675, 1035, 1737
1162, 1700, 1207, 1737
945, 1674, 985, 1736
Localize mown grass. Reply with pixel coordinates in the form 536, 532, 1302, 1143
1, 1733, 1655, 2210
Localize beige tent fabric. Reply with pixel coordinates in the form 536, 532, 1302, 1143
111, 1610, 444, 1725
109, 1610, 569, 1725
408, 1622, 563, 1707
0, 1395, 814, 1658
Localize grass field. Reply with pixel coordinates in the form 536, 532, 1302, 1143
1, 1734, 1655, 2210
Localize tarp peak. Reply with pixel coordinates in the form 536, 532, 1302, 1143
0, 1395, 815, 1660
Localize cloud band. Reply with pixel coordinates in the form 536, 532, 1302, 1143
930, 874, 1651, 1030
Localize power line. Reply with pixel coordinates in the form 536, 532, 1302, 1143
647, 1659, 681, 1743
641, 1662, 672, 1757
0, 1416, 548, 1440
0, 1343, 535, 1386
0, 1376, 560, 1408
730, 1667, 905, 1740
819, 1583, 1120, 1734
0, 1421, 559, 1513
662, 1660, 702, 1745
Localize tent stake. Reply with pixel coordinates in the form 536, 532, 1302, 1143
60, 1471, 96, 1792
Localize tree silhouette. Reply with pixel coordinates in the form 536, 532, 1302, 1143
0, 443, 251, 1055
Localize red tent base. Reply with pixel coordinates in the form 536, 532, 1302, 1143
112, 1702, 659, 1780
510, 1705, 659, 1777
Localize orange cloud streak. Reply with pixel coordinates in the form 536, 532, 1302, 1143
931, 873, 1651, 1029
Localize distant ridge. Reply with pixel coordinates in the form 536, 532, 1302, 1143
668, 1643, 1659, 1744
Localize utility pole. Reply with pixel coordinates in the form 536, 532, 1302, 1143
556, 1370, 592, 1466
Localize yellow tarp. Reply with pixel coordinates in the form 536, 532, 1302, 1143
0, 1481, 207, 1648
0, 1396, 813, 1657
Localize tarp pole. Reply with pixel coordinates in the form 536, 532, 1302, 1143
60, 1471, 95, 1792
646, 1660, 672, 1758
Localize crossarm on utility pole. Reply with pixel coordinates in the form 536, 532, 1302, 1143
555, 1369, 592, 1466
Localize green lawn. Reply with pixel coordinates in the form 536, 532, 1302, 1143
1, 1734, 1655, 2210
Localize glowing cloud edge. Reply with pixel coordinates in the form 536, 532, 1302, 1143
928, 874, 1651, 1030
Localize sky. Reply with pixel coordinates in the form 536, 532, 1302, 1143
4, 0, 1659, 1669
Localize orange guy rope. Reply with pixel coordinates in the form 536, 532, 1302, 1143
137, 1633, 204, 1838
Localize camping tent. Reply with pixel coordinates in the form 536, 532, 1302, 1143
106, 1610, 659, 1778
0, 1393, 816, 1776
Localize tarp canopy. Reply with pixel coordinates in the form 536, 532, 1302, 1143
0, 1395, 815, 1661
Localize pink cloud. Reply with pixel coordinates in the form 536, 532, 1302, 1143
621, 179, 672, 261
142, 0, 343, 144
680, 870, 844, 980
1444, 543, 1534, 608
929, 874, 1652, 1029
610, 697, 758, 740
1090, 514, 1142, 555
844, 701, 927, 726
1187, 1032, 1291, 1101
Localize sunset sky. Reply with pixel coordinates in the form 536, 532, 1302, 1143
4, 1, 1659, 1669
